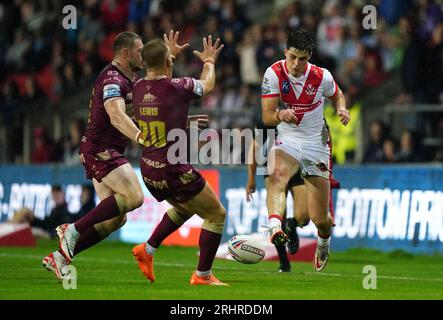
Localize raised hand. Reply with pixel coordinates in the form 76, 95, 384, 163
163, 30, 189, 57
193, 35, 224, 64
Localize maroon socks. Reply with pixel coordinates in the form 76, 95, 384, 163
73, 226, 103, 255
147, 213, 180, 248
74, 195, 121, 233
197, 229, 222, 272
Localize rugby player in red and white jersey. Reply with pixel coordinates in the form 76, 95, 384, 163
261, 29, 350, 271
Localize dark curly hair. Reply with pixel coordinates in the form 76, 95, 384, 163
286, 29, 315, 54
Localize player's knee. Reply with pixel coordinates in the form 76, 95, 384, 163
123, 189, 144, 211
202, 213, 225, 234
132, 190, 144, 209
269, 167, 289, 187
218, 207, 227, 223
311, 214, 330, 228
206, 205, 226, 226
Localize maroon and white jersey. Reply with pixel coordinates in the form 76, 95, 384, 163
80, 63, 135, 154
261, 60, 338, 143
133, 76, 203, 162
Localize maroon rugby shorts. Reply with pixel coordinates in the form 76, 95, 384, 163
80, 148, 129, 182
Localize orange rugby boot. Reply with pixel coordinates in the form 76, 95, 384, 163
190, 272, 229, 286
132, 243, 155, 283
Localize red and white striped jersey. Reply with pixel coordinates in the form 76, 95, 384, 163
261, 60, 338, 143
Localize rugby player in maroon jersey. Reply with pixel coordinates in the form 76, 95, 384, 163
42, 31, 200, 280
131, 35, 228, 286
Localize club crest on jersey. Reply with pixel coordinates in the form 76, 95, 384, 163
143, 93, 156, 103
282, 80, 290, 94
305, 84, 317, 96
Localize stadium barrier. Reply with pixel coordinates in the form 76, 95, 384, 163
0, 164, 442, 254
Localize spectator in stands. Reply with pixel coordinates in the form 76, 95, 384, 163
395, 129, 421, 162
425, 22, 443, 103
363, 120, 389, 163
62, 62, 78, 96
70, 184, 96, 222
9, 185, 72, 239
382, 138, 396, 163
399, 15, 430, 103
4, 27, 30, 72
127, 0, 151, 32
418, 0, 443, 40
362, 50, 387, 88
60, 118, 85, 166
100, 0, 129, 32
237, 25, 261, 85
1, 0, 436, 164
31, 126, 54, 164
316, 0, 346, 61
256, 26, 280, 74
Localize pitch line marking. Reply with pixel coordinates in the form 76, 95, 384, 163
1, 252, 443, 283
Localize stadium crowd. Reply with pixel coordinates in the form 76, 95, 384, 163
0, 0, 442, 164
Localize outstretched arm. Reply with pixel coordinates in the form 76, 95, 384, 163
193, 35, 224, 95
104, 98, 144, 144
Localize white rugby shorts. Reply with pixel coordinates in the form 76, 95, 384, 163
271, 136, 331, 179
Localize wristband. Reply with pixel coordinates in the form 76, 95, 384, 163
203, 58, 215, 65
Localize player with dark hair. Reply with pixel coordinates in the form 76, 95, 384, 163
131, 33, 228, 286
246, 116, 340, 272
261, 29, 350, 271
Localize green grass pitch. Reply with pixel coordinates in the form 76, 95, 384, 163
0, 240, 442, 300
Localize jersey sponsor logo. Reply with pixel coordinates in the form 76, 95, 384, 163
282, 80, 290, 94
179, 170, 196, 185
107, 70, 119, 76
284, 100, 322, 111
103, 84, 121, 99
144, 177, 169, 190
142, 157, 166, 168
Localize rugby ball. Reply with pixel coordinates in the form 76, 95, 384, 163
227, 235, 265, 264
